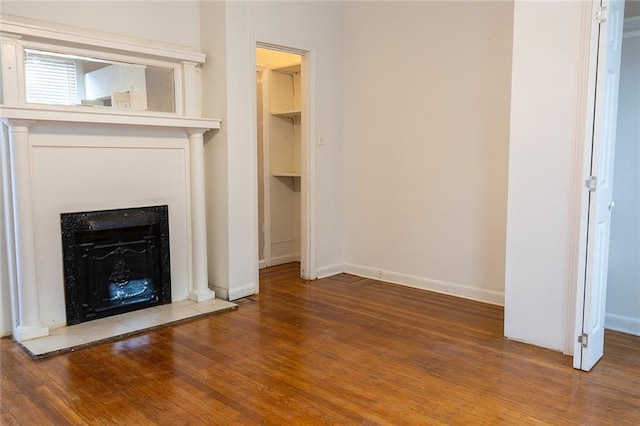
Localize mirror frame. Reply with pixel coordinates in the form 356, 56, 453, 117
0, 13, 206, 118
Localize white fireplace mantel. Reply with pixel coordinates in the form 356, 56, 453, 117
0, 14, 223, 342
1, 109, 221, 342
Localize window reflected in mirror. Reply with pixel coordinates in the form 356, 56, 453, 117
24, 49, 176, 113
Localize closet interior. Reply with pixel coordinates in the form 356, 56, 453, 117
256, 48, 303, 268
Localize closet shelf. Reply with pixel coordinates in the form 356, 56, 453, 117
271, 109, 301, 119
271, 63, 301, 74
272, 171, 301, 178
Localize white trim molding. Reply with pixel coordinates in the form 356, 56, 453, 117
228, 282, 258, 302
605, 313, 640, 336
316, 263, 344, 279
0, 105, 220, 130
344, 263, 505, 306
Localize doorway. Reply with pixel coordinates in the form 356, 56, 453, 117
255, 46, 308, 280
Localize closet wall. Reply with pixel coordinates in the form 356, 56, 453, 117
256, 48, 302, 267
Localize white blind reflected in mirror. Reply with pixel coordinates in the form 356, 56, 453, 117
25, 49, 78, 105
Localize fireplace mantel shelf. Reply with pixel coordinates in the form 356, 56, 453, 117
0, 104, 221, 131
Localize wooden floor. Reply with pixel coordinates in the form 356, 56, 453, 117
1, 263, 639, 424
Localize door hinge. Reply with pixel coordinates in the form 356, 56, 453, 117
578, 333, 589, 348
586, 176, 597, 192
596, 6, 607, 24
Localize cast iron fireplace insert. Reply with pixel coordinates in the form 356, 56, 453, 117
61, 205, 171, 325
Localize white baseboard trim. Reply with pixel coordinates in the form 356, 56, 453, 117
228, 282, 257, 301
605, 313, 640, 336
270, 254, 300, 267
258, 259, 267, 269
316, 263, 343, 279
343, 263, 505, 306
210, 285, 228, 301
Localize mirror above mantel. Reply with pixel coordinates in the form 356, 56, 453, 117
0, 13, 212, 120
24, 48, 176, 113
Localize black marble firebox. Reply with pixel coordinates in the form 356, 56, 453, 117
61, 205, 171, 325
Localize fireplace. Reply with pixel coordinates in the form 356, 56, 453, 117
61, 205, 171, 325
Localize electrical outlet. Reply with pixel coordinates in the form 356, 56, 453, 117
318, 135, 325, 146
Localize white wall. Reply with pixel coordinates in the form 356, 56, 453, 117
199, 1, 345, 299
606, 17, 640, 336
342, 1, 513, 305
0, 1, 201, 49
199, 0, 229, 298
505, 0, 592, 351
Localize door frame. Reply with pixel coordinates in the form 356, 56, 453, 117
255, 66, 271, 269
251, 37, 317, 281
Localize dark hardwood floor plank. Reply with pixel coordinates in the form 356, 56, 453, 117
2, 263, 639, 424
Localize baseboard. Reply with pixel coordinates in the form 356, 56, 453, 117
210, 285, 228, 301
315, 263, 343, 279
343, 263, 505, 306
228, 282, 257, 301
605, 313, 640, 336
270, 254, 300, 267
258, 259, 267, 269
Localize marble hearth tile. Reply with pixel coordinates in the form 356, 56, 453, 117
21, 334, 87, 355
189, 299, 235, 314
71, 320, 135, 342
115, 311, 167, 331
150, 304, 203, 323
51, 316, 126, 336
18, 298, 237, 358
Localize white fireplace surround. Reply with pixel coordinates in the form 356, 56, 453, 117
0, 15, 222, 342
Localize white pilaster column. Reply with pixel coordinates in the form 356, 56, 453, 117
187, 129, 215, 302
6, 120, 49, 341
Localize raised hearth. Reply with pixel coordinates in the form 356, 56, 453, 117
20, 298, 237, 358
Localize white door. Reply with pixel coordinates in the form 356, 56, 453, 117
574, 0, 625, 371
